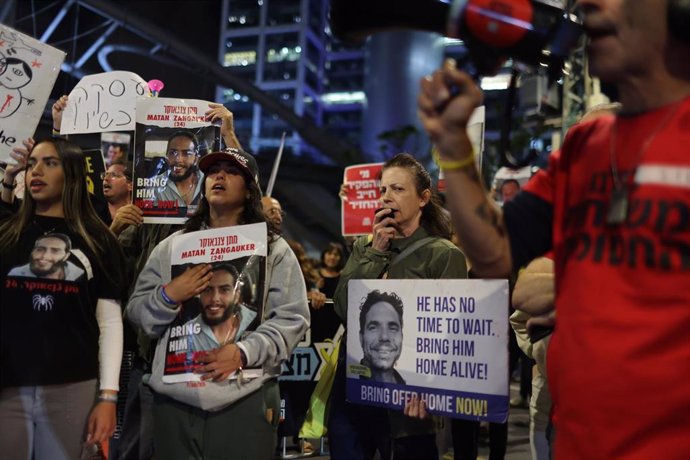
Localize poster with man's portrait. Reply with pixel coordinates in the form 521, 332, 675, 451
346, 279, 509, 422
161, 223, 267, 384
133, 97, 219, 224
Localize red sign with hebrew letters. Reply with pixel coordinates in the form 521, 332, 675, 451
341, 163, 383, 236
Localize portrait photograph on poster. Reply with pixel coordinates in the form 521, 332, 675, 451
133, 97, 220, 224
346, 278, 510, 423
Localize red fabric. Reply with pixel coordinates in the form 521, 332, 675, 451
526, 102, 690, 459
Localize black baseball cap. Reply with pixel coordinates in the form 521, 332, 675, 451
199, 147, 259, 185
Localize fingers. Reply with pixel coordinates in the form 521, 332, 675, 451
167, 264, 213, 302
184, 263, 213, 282
419, 397, 427, 419
117, 206, 144, 224
418, 59, 482, 123
86, 413, 97, 443
52, 95, 68, 111
215, 371, 231, 381
309, 290, 326, 310
23, 137, 35, 150
199, 368, 228, 382
115, 214, 142, 228
196, 350, 216, 364
404, 394, 428, 419
52, 95, 68, 114
205, 103, 232, 123
339, 183, 350, 201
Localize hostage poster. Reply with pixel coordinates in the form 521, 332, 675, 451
346, 279, 509, 422
133, 97, 220, 224
162, 223, 267, 383
0, 24, 65, 162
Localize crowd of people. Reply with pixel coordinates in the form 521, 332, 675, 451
1, 1, 689, 459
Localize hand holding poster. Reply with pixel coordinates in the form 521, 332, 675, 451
133, 97, 219, 223
341, 162, 383, 236
346, 279, 509, 422
60, 71, 150, 134
0, 24, 65, 162
162, 223, 267, 383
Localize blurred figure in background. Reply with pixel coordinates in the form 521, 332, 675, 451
312, 242, 346, 339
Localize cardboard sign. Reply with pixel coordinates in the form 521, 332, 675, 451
60, 71, 150, 135
0, 24, 65, 162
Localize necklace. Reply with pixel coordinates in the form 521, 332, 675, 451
178, 176, 197, 204
607, 102, 682, 225
219, 312, 240, 346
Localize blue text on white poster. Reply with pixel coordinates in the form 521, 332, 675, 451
346, 279, 509, 422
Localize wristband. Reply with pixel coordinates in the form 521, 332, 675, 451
432, 147, 476, 171
160, 285, 178, 306
2, 181, 14, 189
98, 393, 118, 403
52, 128, 61, 136
239, 348, 248, 367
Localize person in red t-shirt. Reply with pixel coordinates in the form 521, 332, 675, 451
418, 1, 690, 459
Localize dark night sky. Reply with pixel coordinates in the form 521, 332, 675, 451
12, 0, 224, 104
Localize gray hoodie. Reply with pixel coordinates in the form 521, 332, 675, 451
126, 230, 309, 411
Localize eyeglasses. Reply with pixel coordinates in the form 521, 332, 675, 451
100, 171, 127, 180
266, 208, 286, 218
167, 149, 198, 159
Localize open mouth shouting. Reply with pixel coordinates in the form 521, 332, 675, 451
29, 179, 47, 193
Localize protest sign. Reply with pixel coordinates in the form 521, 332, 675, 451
133, 97, 219, 224
0, 24, 65, 162
161, 223, 267, 383
60, 71, 149, 135
346, 278, 509, 422
341, 162, 383, 236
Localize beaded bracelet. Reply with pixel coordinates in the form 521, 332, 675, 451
98, 393, 118, 403
160, 285, 177, 306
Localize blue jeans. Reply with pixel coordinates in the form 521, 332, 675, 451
0, 379, 97, 460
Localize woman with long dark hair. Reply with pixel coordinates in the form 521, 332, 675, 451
0, 138, 126, 460
328, 152, 468, 460
126, 148, 309, 459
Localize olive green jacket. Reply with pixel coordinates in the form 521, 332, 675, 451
334, 226, 468, 438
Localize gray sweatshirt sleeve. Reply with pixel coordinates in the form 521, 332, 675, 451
238, 237, 310, 369
125, 235, 180, 338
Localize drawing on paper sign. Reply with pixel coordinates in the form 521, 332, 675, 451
0, 25, 65, 163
